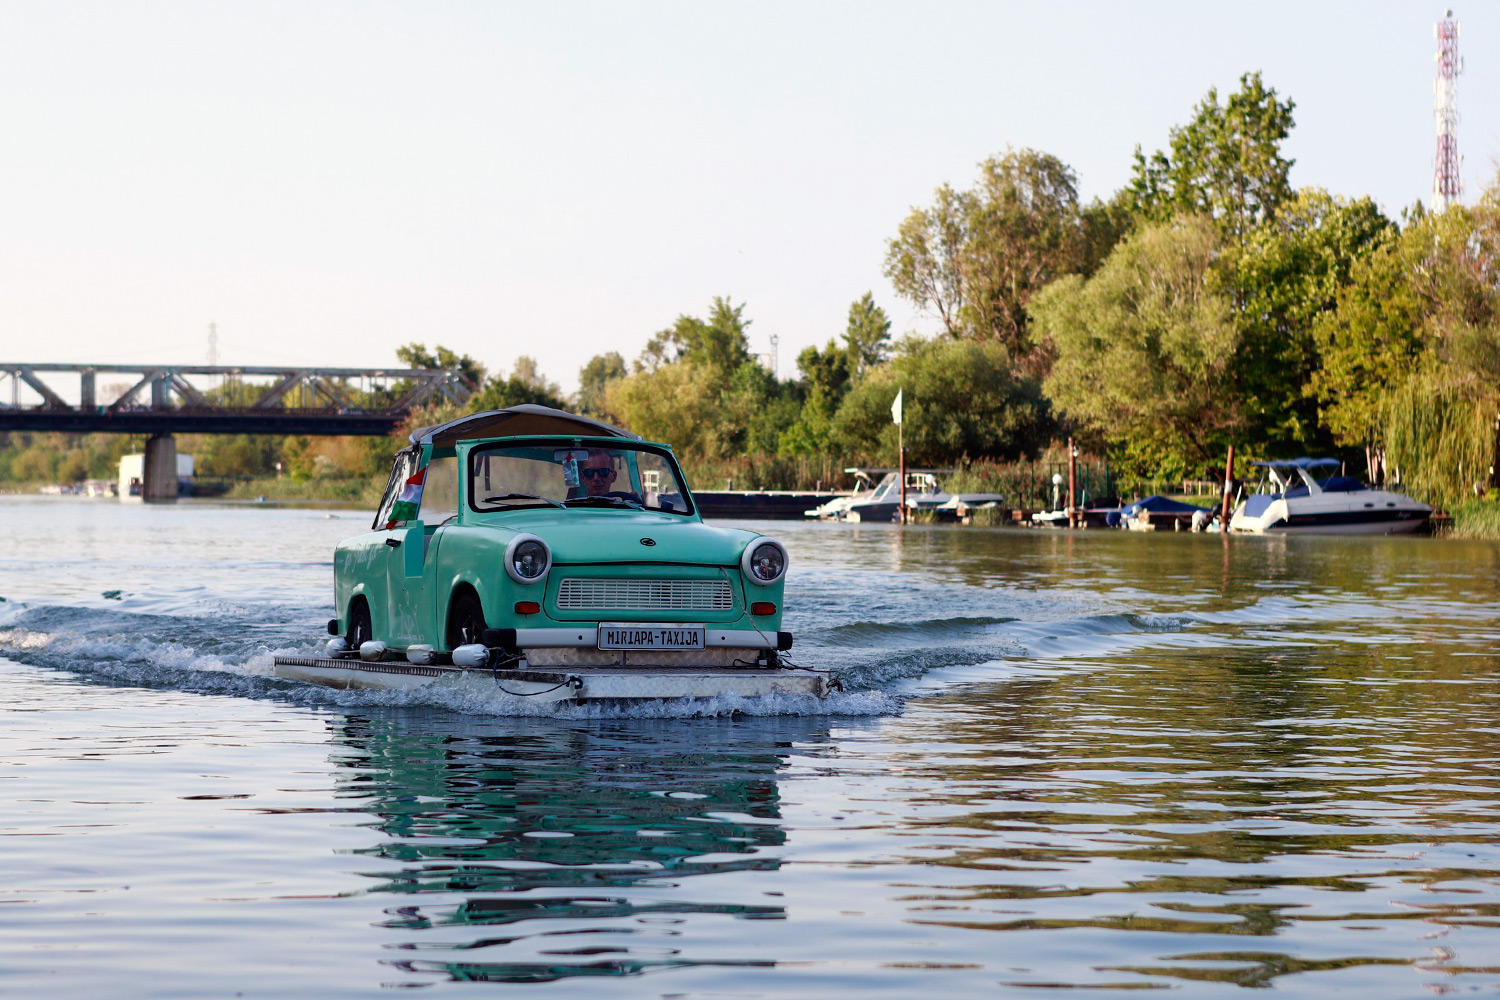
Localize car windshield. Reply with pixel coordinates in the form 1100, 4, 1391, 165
468, 442, 693, 515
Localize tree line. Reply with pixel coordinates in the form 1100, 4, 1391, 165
4, 71, 1498, 508
580, 71, 1500, 503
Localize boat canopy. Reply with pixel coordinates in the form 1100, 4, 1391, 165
1105, 494, 1210, 527
1122, 495, 1210, 516
408, 405, 640, 449
1249, 457, 1341, 470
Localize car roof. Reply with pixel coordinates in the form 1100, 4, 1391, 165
408, 404, 640, 449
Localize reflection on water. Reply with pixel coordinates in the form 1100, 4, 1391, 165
2, 500, 1500, 996
329, 715, 825, 984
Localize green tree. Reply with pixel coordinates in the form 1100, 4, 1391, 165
777, 388, 838, 457
611, 298, 781, 464
605, 361, 721, 458
509, 355, 563, 398
12, 445, 57, 482
576, 351, 627, 417
962, 148, 1089, 352
1032, 215, 1238, 474
831, 337, 1049, 465
470, 374, 568, 412
1314, 188, 1500, 499
1079, 192, 1136, 276
780, 294, 896, 456
778, 342, 849, 456
194, 435, 282, 477
636, 297, 753, 389
796, 341, 851, 402
395, 343, 487, 390
843, 292, 892, 378
1126, 71, 1296, 241
885, 148, 1100, 359
1224, 189, 1394, 452
884, 183, 970, 337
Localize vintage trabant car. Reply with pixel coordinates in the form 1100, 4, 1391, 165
273, 405, 828, 702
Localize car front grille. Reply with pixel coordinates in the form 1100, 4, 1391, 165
555, 577, 735, 612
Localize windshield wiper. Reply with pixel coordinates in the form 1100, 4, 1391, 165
563, 495, 644, 510
481, 493, 566, 509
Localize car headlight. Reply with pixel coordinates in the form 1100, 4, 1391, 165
741, 538, 788, 586
505, 534, 551, 584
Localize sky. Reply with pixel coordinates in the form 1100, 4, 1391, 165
0, 1, 1495, 394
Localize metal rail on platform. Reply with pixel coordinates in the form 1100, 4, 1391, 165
0, 363, 473, 436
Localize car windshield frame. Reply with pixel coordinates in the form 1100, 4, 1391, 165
464, 437, 696, 517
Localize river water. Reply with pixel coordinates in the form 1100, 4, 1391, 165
2, 495, 1498, 997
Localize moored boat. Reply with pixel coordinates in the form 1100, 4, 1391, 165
804, 468, 886, 520
845, 470, 952, 522
1228, 458, 1431, 535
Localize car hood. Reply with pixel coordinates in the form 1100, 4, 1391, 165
466, 510, 764, 565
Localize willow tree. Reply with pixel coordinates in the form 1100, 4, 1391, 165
1314, 188, 1500, 500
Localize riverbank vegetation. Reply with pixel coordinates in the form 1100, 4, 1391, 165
3, 72, 1498, 533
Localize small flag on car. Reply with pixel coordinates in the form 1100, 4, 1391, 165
386, 467, 426, 528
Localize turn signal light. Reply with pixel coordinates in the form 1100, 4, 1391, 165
514, 601, 541, 615
750, 601, 777, 616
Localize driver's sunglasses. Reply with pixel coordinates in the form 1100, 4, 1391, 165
580, 468, 613, 480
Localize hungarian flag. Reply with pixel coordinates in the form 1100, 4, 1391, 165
386, 466, 425, 528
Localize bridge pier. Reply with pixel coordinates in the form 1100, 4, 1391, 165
142, 433, 178, 503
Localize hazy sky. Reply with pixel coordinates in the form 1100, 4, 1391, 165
1, 1, 1494, 393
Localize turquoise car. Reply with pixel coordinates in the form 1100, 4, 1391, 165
328, 405, 792, 671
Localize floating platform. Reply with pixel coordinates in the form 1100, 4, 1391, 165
693, 490, 840, 520
272, 655, 833, 702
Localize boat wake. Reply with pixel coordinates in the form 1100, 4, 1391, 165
0, 593, 1192, 719
7, 587, 1447, 718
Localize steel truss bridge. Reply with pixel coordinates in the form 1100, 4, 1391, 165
0, 363, 473, 436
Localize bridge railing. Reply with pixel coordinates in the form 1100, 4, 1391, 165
0, 363, 474, 436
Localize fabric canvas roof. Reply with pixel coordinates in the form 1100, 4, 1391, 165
1249, 457, 1341, 469
1121, 495, 1211, 516
408, 405, 639, 448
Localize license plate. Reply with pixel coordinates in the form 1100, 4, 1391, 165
598, 624, 706, 650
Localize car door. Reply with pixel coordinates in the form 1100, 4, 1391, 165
385, 452, 458, 646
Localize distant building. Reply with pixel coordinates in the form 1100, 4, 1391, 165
118, 453, 194, 500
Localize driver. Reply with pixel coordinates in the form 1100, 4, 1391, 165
579, 449, 621, 497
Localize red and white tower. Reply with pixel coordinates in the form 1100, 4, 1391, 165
1433, 10, 1463, 211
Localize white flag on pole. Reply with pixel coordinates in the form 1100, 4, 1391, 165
890, 388, 903, 426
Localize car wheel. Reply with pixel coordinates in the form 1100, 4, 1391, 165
448, 591, 486, 649
347, 600, 372, 648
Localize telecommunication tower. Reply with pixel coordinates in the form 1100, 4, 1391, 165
1432, 9, 1463, 211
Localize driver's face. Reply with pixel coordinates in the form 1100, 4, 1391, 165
580, 453, 617, 496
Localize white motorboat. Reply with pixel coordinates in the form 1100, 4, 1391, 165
804, 468, 886, 520
845, 470, 951, 523
1228, 458, 1431, 535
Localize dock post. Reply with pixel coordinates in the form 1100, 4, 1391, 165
1220, 444, 1235, 524
1067, 438, 1077, 528
898, 445, 907, 525
142, 433, 178, 503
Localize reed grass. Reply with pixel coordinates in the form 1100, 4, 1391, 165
1445, 499, 1500, 538
222, 477, 384, 506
